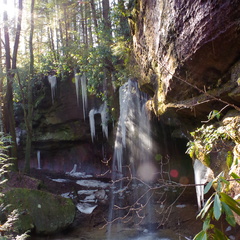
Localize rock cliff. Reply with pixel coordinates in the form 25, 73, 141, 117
130, 0, 240, 220
130, 0, 240, 119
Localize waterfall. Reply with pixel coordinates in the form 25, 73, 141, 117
108, 79, 156, 239
136, 102, 156, 181
48, 75, 57, 104
112, 79, 150, 179
37, 150, 41, 169
89, 102, 109, 142
81, 73, 88, 120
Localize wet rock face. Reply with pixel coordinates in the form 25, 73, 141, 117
131, 0, 240, 116
17, 75, 112, 173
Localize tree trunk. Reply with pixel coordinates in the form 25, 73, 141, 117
24, 0, 35, 174
84, 2, 89, 48
90, 0, 99, 43
0, 28, 3, 132
80, 3, 85, 45
3, 0, 23, 170
118, 0, 130, 39
63, 7, 69, 47
102, 0, 111, 30
102, 0, 114, 98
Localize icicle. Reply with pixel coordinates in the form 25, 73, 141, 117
74, 70, 80, 106
89, 109, 96, 142
48, 75, 57, 104
193, 159, 214, 210
114, 126, 123, 176
100, 102, 109, 139
15, 127, 21, 145
70, 164, 77, 174
37, 150, 41, 169
118, 83, 128, 147
81, 73, 88, 120
89, 102, 109, 142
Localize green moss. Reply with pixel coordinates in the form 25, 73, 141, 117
33, 120, 85, 142
3, 188, 75, 234
226, 151, 234, 169
203, 154, 211, 167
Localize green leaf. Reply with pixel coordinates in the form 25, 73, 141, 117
208, 110, 221, 121
220, 192, 240, 215
213, 194, 222, 220
230, 172, 240, 184
222, 202, 236, 227
219, 176, 229, 185
193, 230, 207, 240
204, 180, 213, 194
214, 227, 228, 240
197, 195, 214, 219
203, 217, 210, 231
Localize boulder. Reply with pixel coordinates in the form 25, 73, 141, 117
3, 188, 75, 235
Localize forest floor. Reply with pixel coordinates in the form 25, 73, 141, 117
6, 169, 240, 240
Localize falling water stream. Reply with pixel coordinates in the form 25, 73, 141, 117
107, 79, 160, 240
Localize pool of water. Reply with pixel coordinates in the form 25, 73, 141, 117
30, 224, 185, 240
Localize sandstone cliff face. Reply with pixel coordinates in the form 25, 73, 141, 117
130, 0, 240, 118
131, 0, 240, 213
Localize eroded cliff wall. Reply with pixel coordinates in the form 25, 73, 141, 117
130, 0, 240, 119
130, 0, 240, 212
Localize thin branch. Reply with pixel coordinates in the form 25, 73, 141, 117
158, 59, 240, 112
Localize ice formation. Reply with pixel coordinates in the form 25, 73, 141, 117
37, 150, 41, 169
76, 179, 110, 188
74, 71, 88, 120
112, 79, 151, 179
76, 203, 97, 214
74, 71, 80, 106
89, 102, 109, 142
48, 75, 57, 104
81, 73, 88, 120
89, 108, 97, 141
193, 159, 214, 210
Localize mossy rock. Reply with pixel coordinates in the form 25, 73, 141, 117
3, 188, 75, 234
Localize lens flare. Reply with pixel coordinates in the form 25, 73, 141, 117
170, 169, 179, 178
137, 162, 158, 183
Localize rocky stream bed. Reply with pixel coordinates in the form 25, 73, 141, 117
4, 168, 240, 240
